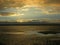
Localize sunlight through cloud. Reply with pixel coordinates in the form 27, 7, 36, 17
21, 8, 29, 11
9, 13, 24, 16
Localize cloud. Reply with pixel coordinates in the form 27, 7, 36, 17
9, 13, 24, 16
0, 0, 25, 9
9, 13, 19, 16
0, 0, 60, 15
0, 12, 24, 16
23, 0, 60, 6
0, 0, 60, 8
35, 5, 60, 14
24, 0, 40, 5
21, 8, 29, 11
45, 0, 60, 4
42, 6, 60, 14
0, 0, 45, 9
0, 15, 2, 16
23, 0, 60, 14
0, 12, 15, 16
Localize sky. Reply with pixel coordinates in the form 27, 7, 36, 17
0, 0, 60, 21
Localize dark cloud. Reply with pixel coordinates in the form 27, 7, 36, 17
45, 0, 60, 4
0, 0, 25, 9
0, 12, 15, 16
0, 0, 60, 16
0, 0, 60, 9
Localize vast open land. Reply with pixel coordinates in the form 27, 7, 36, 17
0, 24, 60, 45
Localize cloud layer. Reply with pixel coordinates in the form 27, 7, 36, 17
0, 0, 60, 16
45, 0, 60, 4
0, 0, 60, 7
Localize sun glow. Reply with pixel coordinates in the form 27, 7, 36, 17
9, 13, 24, 16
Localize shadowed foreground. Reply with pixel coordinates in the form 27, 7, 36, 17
0, 34, 60, 45
0, 25, 60, 45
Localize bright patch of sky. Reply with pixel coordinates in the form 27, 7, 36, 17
0, 6, 60, 21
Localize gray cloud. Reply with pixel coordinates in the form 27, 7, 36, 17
0, 0, 25, 9
45, 0, 60, 4
0, 12, 15, 16
0, 0, 60, 16
0, 0, 60, 9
